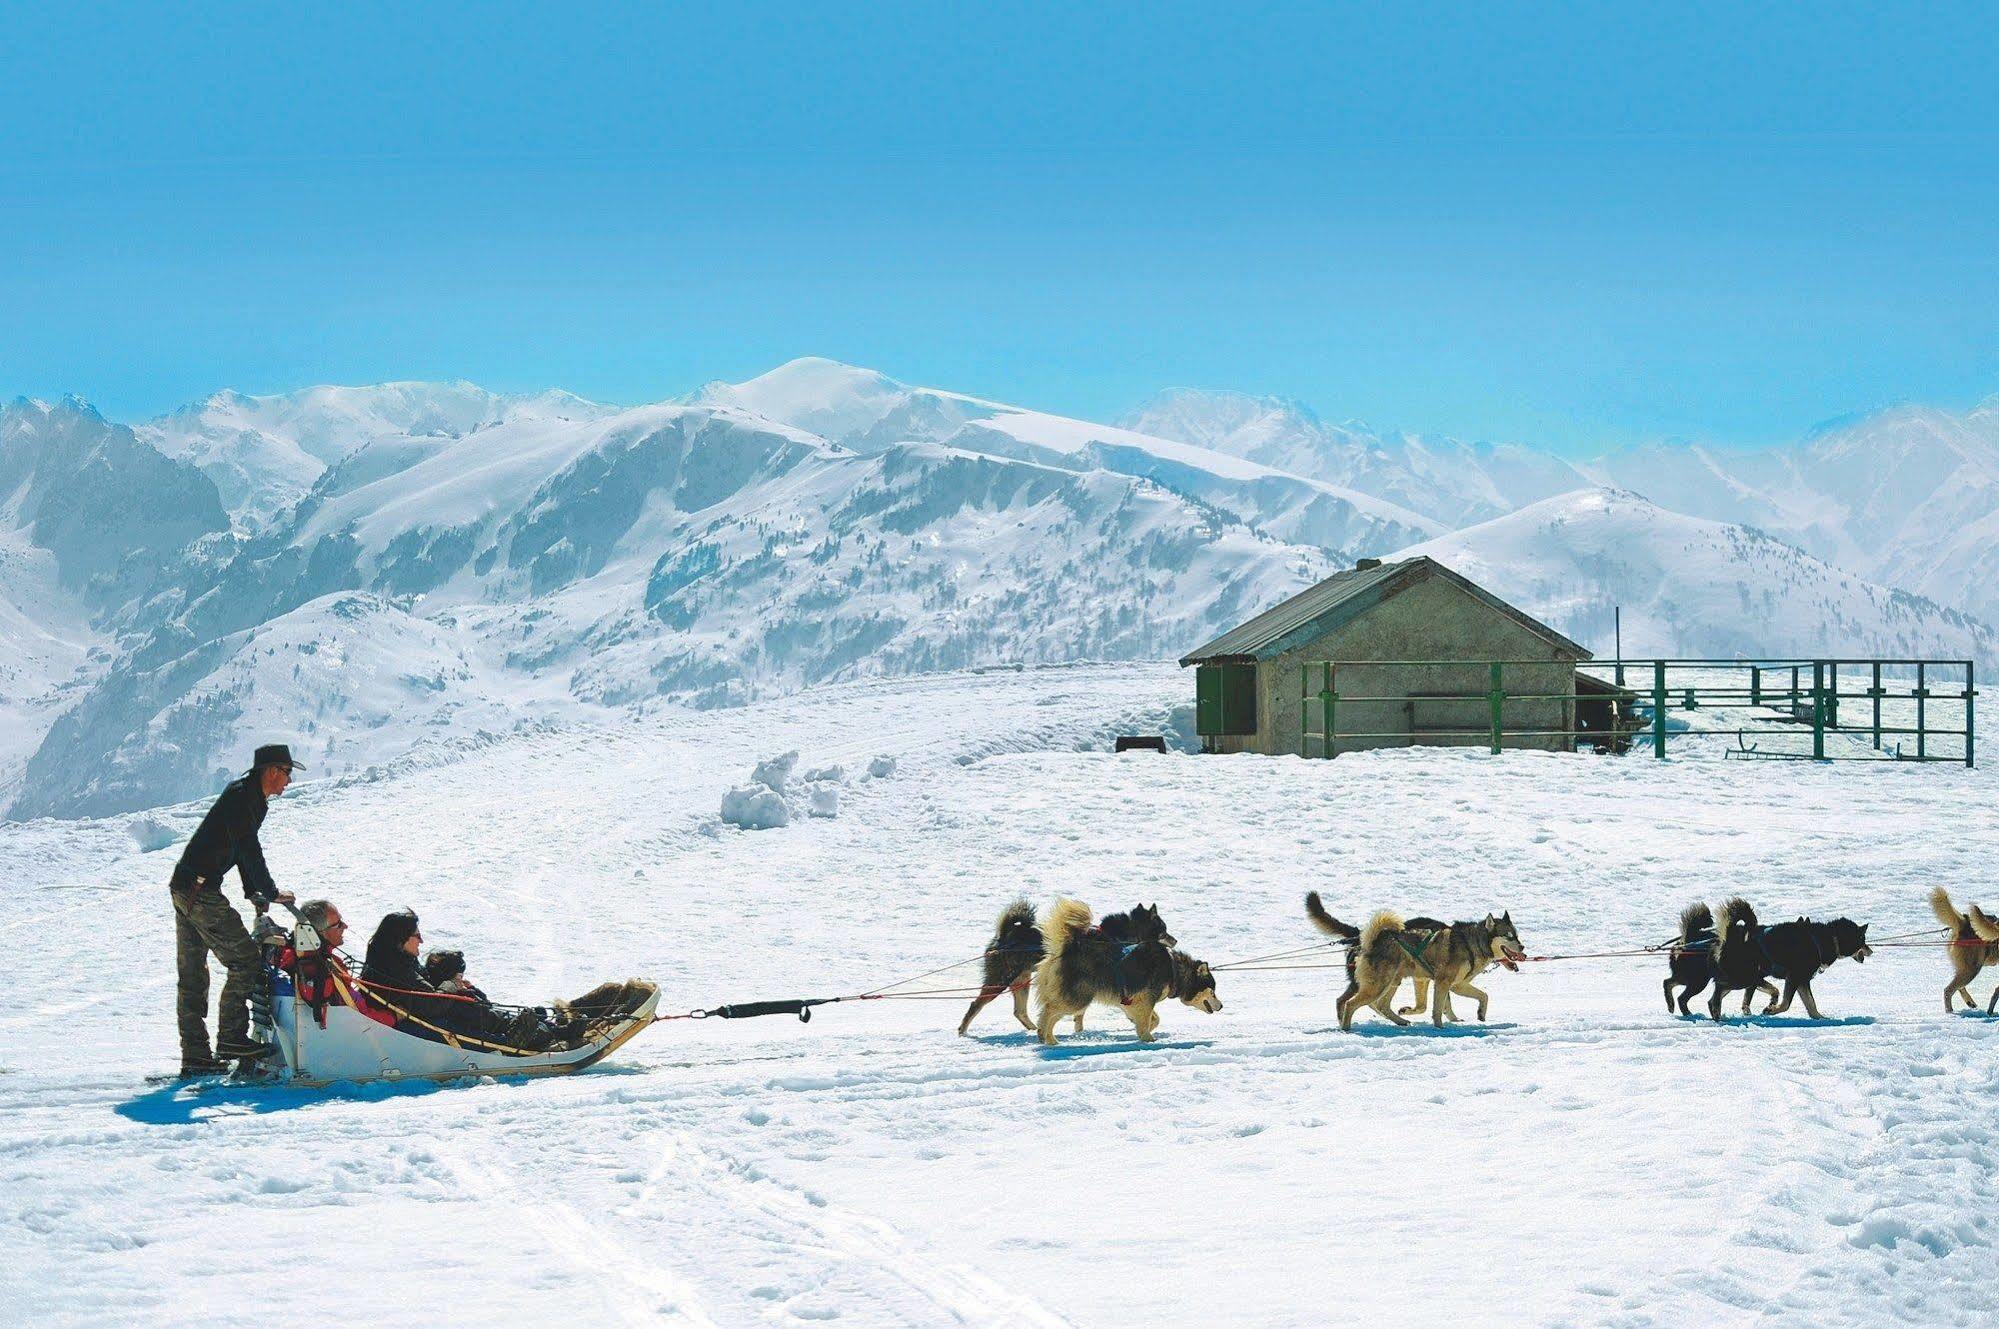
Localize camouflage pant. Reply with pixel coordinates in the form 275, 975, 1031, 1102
172, 887, 260, 1058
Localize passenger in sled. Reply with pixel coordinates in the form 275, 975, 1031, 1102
358, 909, 649, 1053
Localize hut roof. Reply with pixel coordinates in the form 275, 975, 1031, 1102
1178, 555, 1591, 665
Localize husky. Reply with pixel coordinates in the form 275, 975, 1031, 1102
1709, 898, 1872, 1022
1662, 903, 1778, 1016
1098, 902, 1175, 949
956, 899, 1048, 1035
1305, 892, 1449, 1015
1337, 909, 1525, 1030
1928, 886, 1999, 1013
1033, 899, 1221, 1045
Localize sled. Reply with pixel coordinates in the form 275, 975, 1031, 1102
267, 969, 661, 1088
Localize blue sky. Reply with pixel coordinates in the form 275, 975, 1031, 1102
3, 2, 1996, 452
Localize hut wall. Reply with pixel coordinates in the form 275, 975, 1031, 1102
1253, 575, 1577, 755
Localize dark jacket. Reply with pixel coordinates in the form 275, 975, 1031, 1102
362, 948, 515, 1045
174, 775, 277, 904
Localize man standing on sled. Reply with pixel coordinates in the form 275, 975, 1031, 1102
170, 744, 301, 1077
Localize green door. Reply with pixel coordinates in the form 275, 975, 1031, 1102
1196, 663, 1257, 736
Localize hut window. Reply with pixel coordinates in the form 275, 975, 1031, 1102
1196, 663, 1257, 736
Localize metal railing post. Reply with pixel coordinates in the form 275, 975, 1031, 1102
1751, 665, 1761, 708
1652, 661, 1667, 759
1811, 661, 1826, 759
1916, 662, 1928, 760
1871, 661, 1882, 750
1489, 661, 1504, 755
1965, 661, 1976, 769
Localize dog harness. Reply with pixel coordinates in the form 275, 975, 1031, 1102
1394, 930, 1438, 976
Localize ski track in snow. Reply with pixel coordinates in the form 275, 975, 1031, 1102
1, 664, 1995, 1328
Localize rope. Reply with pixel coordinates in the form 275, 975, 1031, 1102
1213, 941, 1348, 971
648, 924, 1985, 1026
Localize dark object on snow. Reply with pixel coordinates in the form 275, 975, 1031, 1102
1115, 735, 1168, 753
957, 899, 1047, 1035
1662, 901, 1776, 1016
1709, 898, 1872, 1021
249, 743, 305, 774
173, 775, 280, 905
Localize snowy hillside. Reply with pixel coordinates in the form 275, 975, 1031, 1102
142, 382, 615, 533
701, 360, 1442, 555
4, 666, 1996, 1327
1132, 387, 1999, 626
9, 391, 1334, 819
1399, 488, 1999, 662
4, 362, 1995, 821
1122, 388, 1592, 526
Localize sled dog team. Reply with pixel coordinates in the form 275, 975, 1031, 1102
956, 899, 1222, 1045
963, 888, 1991, 1043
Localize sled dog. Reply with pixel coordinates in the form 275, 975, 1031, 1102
956, 899, 1047, 1035
1304, 892, 1448, 1015
1335, 908, 1525, 1030
1663, 902, 1777, 1016
1708, 898, 1871, 1022
1033, 899, 1220, 1045
1307, 893, 1518, 1023
1928, 886, 1999, 1014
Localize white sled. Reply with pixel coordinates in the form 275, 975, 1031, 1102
268, 971, 660, 1088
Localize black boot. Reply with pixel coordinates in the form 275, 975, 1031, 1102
215, 1036, 274, 1061
178, 1055, 229, 1079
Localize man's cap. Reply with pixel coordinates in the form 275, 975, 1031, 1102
250, 743, 305, 773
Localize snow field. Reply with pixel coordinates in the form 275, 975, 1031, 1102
2, 664, 1996, 1327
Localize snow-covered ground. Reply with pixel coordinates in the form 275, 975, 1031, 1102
3, 665, 1996, 1327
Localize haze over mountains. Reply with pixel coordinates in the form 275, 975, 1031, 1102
2, 358, 1993, 818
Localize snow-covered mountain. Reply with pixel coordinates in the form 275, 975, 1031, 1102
1122, 388, 1592, 527
7, 387, 1337, 819
3, 361, 1995, 820
700, 360, 1443, 557
0, 397, 229, 797
1398, 488, 1999, 663
1131, 387, 1999, 626
141, 382, 614, 532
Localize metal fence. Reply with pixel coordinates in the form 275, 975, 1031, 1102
1298, 657, 1976, 766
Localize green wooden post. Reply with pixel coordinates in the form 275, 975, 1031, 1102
1967, 661, 1976, 769
1320, 663, 1338, 760
1750, 665, 1761, 707
1870, 662, 1882, 750
1488, 661, 1504, 754
1916, 662, 1928, 760
1652, 661, 1667, 758
1811, 661, 1826, 759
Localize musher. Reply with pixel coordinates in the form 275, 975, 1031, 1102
170, 743, 302, 1077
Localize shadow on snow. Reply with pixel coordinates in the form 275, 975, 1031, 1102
111, 1064, 620, 1126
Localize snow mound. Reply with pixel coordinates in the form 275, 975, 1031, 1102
867, 755, 897, 779
752, 750, 800, 793
125, 814, 181, 853
719, 783, 790, 830
724, 750, 850, 827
